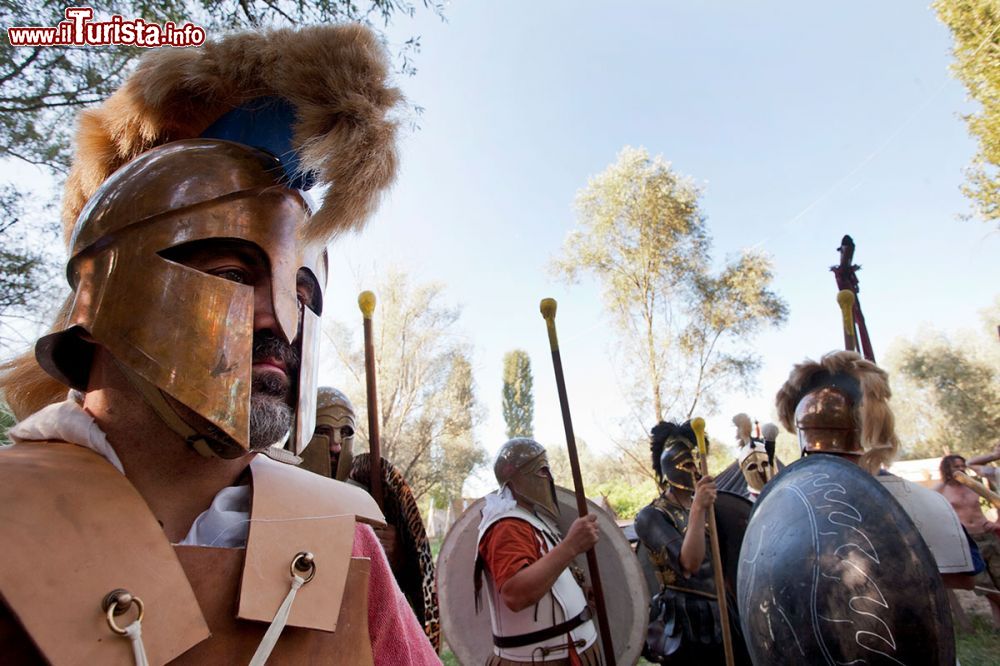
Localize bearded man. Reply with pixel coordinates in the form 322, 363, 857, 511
300, 387, 440, 651
0, 25, 438, 665
475, 438, 602, 665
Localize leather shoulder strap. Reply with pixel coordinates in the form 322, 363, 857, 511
0, 441, 209, 665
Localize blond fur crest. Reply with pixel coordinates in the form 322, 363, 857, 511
775, 350, 898, 473
62, 23, 401, 245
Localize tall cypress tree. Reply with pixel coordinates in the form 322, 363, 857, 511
502, 350, 534, 439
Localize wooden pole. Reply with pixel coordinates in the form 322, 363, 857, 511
359, 290, 383, 509
540, 298, 616, 665
691, 417, 735, 666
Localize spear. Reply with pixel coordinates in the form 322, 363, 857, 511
540, 298, 615, 665
359, 290, 383, 509
691, 417, 735, 666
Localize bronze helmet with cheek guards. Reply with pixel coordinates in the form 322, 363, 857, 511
494, 438, 560, 521
36, 140, 327, 457
309, 387, 357, 481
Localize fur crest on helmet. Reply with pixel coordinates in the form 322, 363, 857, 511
62, 23, 402, 245
775, 350, 898, 473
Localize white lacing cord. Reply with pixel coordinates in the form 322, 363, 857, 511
248, 552, 315, 666
122, 621, 150, 666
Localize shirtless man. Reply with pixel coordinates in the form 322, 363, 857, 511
937, 454, 1000, 626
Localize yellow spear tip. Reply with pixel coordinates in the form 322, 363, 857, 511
358, 290, 376, 317
539, 298, 558, 319
837, 289, 855, 307
691, 417, 706, 435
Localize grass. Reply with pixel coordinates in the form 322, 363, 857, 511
956, 615, 1000, 666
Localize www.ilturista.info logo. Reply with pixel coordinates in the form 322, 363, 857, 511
7, 7, 206, 47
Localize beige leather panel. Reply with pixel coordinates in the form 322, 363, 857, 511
174, 547, 373, 665
0, 442, 210, 665
239, 457, 378, 631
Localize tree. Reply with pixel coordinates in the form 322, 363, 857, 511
501, 349, 534, 438
553, 146, 788, 426
0, 185, 61, 353
886, 298, 999, 459
935, 0, 1000, 227
1, 1, 442, 176
327, 269, 486, 502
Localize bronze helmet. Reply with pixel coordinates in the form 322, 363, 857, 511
37, 140, 326, 457
494, 438, 560, 520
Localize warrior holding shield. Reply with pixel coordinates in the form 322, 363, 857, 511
475, 438, 602, 665
738, 350, 960, 665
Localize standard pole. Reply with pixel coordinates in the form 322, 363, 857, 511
359, 290, 383, 509
540, 298, 616, 665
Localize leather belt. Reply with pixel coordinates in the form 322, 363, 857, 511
493, 606, 593, 649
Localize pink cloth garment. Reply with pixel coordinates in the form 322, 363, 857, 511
354, 523, 441, 665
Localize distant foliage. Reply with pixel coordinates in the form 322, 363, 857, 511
326, 269, 487, 502
935, 0, 1000, 227
0, 400, 14, 446
887, 297, 1000, 459
501, 349, 534, 439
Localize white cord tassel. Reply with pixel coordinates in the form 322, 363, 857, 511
248, 574, 306, 666
122, 621, 150, 666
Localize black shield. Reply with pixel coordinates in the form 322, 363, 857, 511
737, 455, 954, 665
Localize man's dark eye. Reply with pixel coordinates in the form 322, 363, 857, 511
214, 269, 249, 284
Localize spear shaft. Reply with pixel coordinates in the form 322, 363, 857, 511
359, 291, 383, 509
540, 298, 615, 665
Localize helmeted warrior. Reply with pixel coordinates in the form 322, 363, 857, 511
475, 438, 602, 665
776, 351, 977, 577
634, 421, 750, 664
0, 25, 439, 665
736, 350, 961, 665
300, 387, 441, 651
731, 413, 778, 501
301, 387, 358, 481
775, 349, 898, 473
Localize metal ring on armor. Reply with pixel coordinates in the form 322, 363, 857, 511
102, 589, 145, 635
290, 551, 317, 584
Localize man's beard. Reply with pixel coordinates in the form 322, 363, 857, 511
248, 331, 300, 451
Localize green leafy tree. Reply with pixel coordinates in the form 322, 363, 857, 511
327, 269, 486, 502
0, 185, 61, 353
2, 0, 442, 176
887, 298, 1000, 458
501, 349, 534, 439
553, 147, 788, 477
935, 0, 1000, 226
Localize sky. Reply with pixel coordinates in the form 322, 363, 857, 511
316, 1, 998, 494
3, 2, 998, 496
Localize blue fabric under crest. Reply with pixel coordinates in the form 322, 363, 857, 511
200, 97, 315, 190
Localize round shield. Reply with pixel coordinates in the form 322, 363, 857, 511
737, 455, 955, 665
437, 485, 645, 665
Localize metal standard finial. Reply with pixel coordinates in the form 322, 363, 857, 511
359, 290, 376, 319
